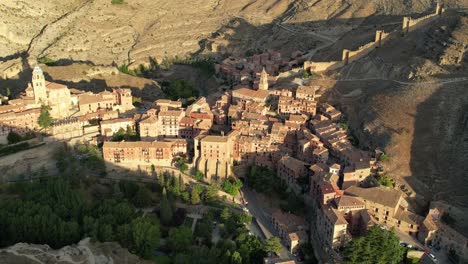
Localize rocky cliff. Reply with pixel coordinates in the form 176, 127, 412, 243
0, 238, 152, 264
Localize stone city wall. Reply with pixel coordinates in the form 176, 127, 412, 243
304, 61, 343, 72
304, 4, 444, 73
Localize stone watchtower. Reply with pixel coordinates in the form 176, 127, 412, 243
258, 67, 269, 90
32, 63, 47, 104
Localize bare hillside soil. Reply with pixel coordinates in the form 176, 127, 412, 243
321, 12, 468, 235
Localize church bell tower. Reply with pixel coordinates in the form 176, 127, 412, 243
32, 63, 47, 104
258, 67, 269, 91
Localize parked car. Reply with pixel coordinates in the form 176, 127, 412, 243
428, 253, 438, 262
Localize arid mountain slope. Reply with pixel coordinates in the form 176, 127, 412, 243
1, 0, 466, 66
323, 12, 468, 235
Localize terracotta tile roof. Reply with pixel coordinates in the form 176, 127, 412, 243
201, 135, 229, 143
394, 208, 423, 225
103, 140, 173, 149
79, 93, 112, 105
323, 204, 348, 226
139, 116, 158, 124
159, 110, 184, 117
45, 81, 67, 90
279, 155, 308, 172
334, 195, 365, 208
190, 112, 213, 120
180, 116, 195, 126
232, 87, 269, 100
345, 186, 402, 209
272, 210, 307, 233
101, 117, 134, 125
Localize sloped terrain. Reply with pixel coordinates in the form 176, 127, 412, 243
0, 238, 152, 264
1, 0, 466, 66
323, 12, 468, 235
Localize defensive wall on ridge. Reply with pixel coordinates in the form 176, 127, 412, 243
304, 3, 446, 73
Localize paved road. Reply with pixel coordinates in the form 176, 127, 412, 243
241, 188, 292, 259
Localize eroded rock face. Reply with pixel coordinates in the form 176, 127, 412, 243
1, 0, 464, 66
0, 238, 152, 264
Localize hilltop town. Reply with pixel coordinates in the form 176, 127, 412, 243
0, 1, 467, 264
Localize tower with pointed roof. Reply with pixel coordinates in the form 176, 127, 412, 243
258, 67, 269, 91
32, 63, 47, 104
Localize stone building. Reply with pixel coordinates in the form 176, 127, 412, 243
100, 117, 135, 137
193, 130, 240, 180
103, 140, 187, 168
345, 186, 423, 236
316, 204, 350, 249
270, 210, 308, 253
232, 87, 269, 104
418, 204, 468, 261
277, 155, 309, 193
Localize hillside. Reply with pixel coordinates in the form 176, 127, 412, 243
322, 11, 468, 235
1, 0, 466, 66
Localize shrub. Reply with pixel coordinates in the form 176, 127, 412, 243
379, 154, 390, 162
111, 0, 124, 4
38, 57, 59, 66
221, 177, 243, 196
7, 131, 22, 144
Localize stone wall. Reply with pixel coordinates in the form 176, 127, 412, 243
304, 4, 444, 73
304, 61, 343, 73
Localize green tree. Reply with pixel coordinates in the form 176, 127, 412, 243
204, 184, 218, 203
231, 251, 242, 264
376, 174, 393, 187
195, 170, 204, 182
191, 187, 201, 205
132, 187, 152, 208
171, 175, 180, 196
220, 207, 231, 222
159, 172, 165, 187
177, 158, 188, 173
264, 237, 282, 253
6, 87, 11, 99
160, 188, 173, 225
222, 177, 243, 196
179, 174, 186, 192
343, 226, 404, 264
38, 105, 53, 129
119, 180, 139, 199
379, 154, 390, 162
7, 131, 22, 144
131, 216, 160, 259
167, 226, 193, 252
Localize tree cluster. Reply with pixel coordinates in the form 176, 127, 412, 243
221, 177, 243, 196
343, 226, 405, 264
112, 126, 139, 141
161, 79, 199, 102
6, 131, 35, 145
0, 178, 160, 259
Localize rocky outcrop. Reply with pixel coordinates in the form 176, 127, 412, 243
0, 238, 152, 264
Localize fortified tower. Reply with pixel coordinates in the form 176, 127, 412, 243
258, 67, 269, 90
32, 63, 47, 104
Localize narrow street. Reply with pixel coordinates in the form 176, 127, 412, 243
241, 188, 292, 260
